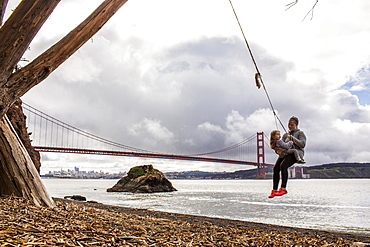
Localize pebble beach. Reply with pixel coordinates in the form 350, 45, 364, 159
0, 196, 369, 246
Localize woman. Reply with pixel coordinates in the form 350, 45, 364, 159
268, 116, 306, 198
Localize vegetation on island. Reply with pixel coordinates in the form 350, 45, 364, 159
107, 165, 177, 193
306, 163, 370, 179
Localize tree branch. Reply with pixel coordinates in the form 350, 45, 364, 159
2, 0, 128, 118
285, 0, 298, 11
0, 0, 60, 85
0, 0, 9, 26
285, 0, 319, 21
302, 0, 318, 21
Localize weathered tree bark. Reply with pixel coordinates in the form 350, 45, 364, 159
0, 0, 129, 207
0, 0, 8, 26
7, 99, 41, 173
0, 115, 55, 207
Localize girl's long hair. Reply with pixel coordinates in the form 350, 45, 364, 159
269, 130, 280, 149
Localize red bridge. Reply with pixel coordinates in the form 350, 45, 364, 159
23, 103, 273, 178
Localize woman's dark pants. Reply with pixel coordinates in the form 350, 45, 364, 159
273, 154, 296, 190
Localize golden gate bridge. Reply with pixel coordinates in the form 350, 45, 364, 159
22, 103, 273, 178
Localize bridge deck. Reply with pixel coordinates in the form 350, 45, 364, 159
34, 146, 274, 167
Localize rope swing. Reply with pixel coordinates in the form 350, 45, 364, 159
227, 0, 288, 133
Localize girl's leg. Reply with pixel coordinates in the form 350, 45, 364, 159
280, 154, 296, 189
273, 158, 283, 190
291, 149, 300, 161
298, 149, 305, 160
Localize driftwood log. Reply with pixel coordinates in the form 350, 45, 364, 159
0, 116, 54, 207
7, 99, 42, 173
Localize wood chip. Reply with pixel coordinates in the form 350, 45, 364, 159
0, 196, 363, 246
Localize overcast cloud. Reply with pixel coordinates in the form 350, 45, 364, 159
5, 0, 370, 173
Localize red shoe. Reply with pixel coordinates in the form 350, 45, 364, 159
275, 188, 287, 196
268, 190, 278, 198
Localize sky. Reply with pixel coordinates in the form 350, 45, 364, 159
4, 0, 370, 174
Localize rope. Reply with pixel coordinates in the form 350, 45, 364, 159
228, 0, 287, 133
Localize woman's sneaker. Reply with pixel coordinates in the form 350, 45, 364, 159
275, 188, 287, 196
268, 190, 278, 198
297, 159, 306, 164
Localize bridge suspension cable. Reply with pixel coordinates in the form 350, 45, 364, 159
23, 102, 155, 153
22, 102, 270, 167
192, 134, 255, 156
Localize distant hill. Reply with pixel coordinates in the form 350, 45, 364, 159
305, 162, 370, 179
165, 163, 370, 179
165, 167, 273, 179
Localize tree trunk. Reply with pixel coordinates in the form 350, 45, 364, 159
0, 115, 55, 207
0, 0, 129, 207
0, 0, 8, 26
7, 99, 42, 173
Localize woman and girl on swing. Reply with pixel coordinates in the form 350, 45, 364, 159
268, 116, 307, 198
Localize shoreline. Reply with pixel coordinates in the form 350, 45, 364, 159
55, 198, 370, 244
1, 196, 369, 246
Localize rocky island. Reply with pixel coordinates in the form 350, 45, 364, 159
107, 164, 177, 193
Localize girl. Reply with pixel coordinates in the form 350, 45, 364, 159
270, 130, 305, 164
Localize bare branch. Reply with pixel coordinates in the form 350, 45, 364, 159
302, 0, 319, 21
285, 0, 298, 11
285, 0, 319, 21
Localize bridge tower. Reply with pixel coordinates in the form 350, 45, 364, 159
256, 132, 266, 178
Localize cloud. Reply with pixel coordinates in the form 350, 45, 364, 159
14, 0, 370, 172
341, 66, 370, 105
24, 30, 370, 169
128, 118, 175, 150
197, 122, 225, 134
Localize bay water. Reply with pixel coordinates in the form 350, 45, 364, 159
42, 178, 370, 236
